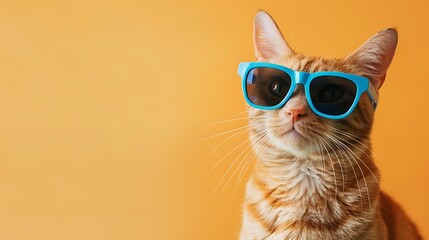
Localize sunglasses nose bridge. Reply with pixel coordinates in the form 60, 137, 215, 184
289, 71, 310, 98
294, 71, 310, 86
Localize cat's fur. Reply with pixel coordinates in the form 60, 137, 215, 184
240, 11, 422, 240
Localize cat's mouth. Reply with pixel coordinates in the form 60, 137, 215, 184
281, 126, 306, 140
269, 125, 315, 157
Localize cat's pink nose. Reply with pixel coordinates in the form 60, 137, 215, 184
287, 108, 308, 123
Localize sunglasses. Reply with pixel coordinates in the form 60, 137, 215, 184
238, 62, 379, 120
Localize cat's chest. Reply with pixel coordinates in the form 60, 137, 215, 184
246, 159, 343, 221
244, 174, 347, 238
246, 163, 338, 215
263, 159, 335, 200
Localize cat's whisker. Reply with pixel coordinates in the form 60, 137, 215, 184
328, 127, 378, 159
230, 132, 271, 201
204, 125, 252, 161
230, 109, 250, 118
325, 133, 365, 211
307, 124, 348, 193
317, 135, 339, 202
318, 132, 346, 192
219, 146, 253, 194
220, 131, 269, 194
236, 132, 269, 185
326, 126, 370, 146
310, 136, 327, 215
326, 133, 372, 210
330, 131, 380, 176
317, 137, 334, 216
314, 136, 327, 186
202, 116, 265, 126
206, 128, 258, 178
327, 131, 377, 174
343, 146, 372, 210
236, 147, 257, 186
325, 125, 371, 144
239, 127, 275, 174
198, 124, 255, 141
212, 130, 268, 194
329, 132, 381, 188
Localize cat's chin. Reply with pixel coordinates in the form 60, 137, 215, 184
282, 129, 304, 141
269, 129, 316, 158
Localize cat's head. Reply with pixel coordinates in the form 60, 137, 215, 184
247, 11, 397, 159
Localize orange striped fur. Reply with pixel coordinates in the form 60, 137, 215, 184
240, 11, 422, 240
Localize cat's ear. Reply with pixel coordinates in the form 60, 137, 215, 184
346, 28, 398, 90
254, 11, 293, 60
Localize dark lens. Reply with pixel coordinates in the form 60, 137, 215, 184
246, 67, 292, 107
310, 76, 357, 116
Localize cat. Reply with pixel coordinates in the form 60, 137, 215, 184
239, 11, 422, 240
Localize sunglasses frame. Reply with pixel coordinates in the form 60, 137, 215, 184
238, 62, 379, 120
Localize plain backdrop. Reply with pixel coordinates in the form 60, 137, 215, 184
0, 0, 427, 239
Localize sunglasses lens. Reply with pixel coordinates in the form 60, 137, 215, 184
310, 76, 357, 116
245, 67, 292, 107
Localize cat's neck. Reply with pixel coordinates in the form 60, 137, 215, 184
243, 149, 381, 238
252, 145, 380, 205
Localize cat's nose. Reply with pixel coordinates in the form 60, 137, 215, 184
287, 108, 308, 123
284, 87, 309, 123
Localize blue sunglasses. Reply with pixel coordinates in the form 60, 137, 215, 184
238, 62, 379, 120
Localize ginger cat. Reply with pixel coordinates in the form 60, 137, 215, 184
239, 11, 422, 240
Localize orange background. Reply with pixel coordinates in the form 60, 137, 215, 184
0, 0, 427, 239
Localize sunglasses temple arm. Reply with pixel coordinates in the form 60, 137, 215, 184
367, 82, 379, 110
238, 62, 250, 78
